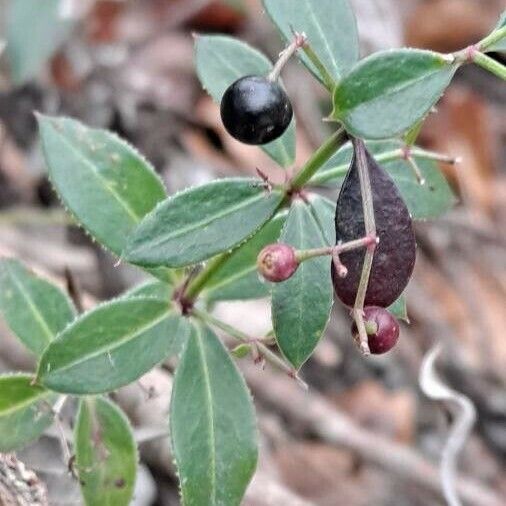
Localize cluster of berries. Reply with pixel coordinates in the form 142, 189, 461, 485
220, 59, 415, 355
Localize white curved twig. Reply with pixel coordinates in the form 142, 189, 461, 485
420, 344, 477, 506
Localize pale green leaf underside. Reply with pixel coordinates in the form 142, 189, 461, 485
263, 0, 359, 83
333, 49, 457, 139
124, 178, 283, 268
37, 115, 167, 256
0, 258, 76, 356
272, 200, 333, 369
170, 323, 257, 506
203, 213, 286, 301
75, 397, 137, 506
0, 374, 57, 452
38, 298, 190, 394
317, 140, 456, 219
195, 35, 295, 167
6, 0, 75, 83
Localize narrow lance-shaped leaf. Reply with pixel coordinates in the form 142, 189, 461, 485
75, 397, 137, 506
170, 323, 258, 506
37, 115, 167, 256
332, 49, 457, 139
0, 258, 76, 356
316, 140, 456, 219
124, 178, 283, 268
0, 374, 57, 452
38, 298, 191, 394
272, 199, 333, 369
195, 35, 295, 167
6, 0, 75, 83
203, 213, 286, 301
263, 0, 359, 84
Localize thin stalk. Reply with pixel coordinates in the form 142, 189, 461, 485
310, 147, 459, 186
478, 26, 506, 52
290, 127, 347, 189
472, 51, 506, 80
193, 308, 308, 390
295, 235, 376, 263
268, 32, 307, 82
351, 138, 377, 355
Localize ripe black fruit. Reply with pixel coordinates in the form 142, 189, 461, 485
332, 141, 416, 307
220, 76, 293, 145
351, 306, 400, 354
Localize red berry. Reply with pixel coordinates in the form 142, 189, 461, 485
351, 306, 400, 354
257, 243, 298, 282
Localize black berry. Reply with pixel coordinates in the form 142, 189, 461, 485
351, 306, 400, 354
332, 140, 416, 308
220, 76, 293, 145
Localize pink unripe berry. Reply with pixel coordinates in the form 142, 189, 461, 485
352, 306, 400, 354
257, 243, 298, 282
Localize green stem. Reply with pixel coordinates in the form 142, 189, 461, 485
183, 254, 229, 300
310, 146, 459, 186
302, 44, 337, 91
478, 26, 506, 52
472, 51, 506, 80
291, 127, 347, 189
193, 308, 308, 389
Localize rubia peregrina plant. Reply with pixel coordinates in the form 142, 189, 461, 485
0, 2, 504, 505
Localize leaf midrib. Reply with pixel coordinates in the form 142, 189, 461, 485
195, 327, 217, 505
41, 310, 170, 380
343, 64, 453, 114
0, 389, 51, 417
303, 0, 339, 76
50, 123, 141, 224
132, 190, 279, 253
4, 264, 54, 345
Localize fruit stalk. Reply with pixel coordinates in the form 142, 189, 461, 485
193, 308, 308, 389
268, 32, 307, 82
351, 138, 377, 355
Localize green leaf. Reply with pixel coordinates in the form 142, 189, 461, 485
38, 299, 190, 394
124, 178, 283, 268
263, 0, 359, 83
317, 140, 456, 219
75, 397, 137, 506
388, 295, 409, 323
170, 323, 257, 506
6, 0, 75, 83
0, 258, 76, 356
37, 115, 167, 256
203, 213, 286, 301
272, 200, 333, 369
306, 195, 335, 246
194, 35, 295, 167
121, 279, 174, 301
0, 374, 57, 452
332, 49, 457, 139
